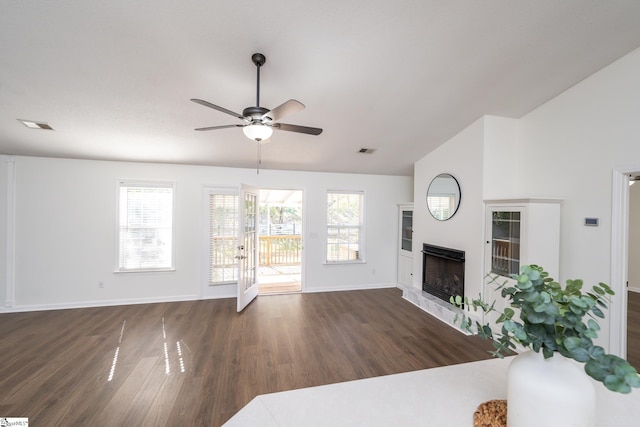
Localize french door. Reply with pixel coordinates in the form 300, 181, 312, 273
236, 184, 259, 312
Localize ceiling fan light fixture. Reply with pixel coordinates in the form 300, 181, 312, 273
243, 123, 273, 142
192, 53, 322, 145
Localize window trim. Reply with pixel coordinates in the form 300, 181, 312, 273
325, 189, 366, 265
426, 193, 456, 221
115, 180, 176, 273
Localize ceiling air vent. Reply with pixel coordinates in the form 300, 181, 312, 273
358, 148, 375, 154
18, 119, 54, 130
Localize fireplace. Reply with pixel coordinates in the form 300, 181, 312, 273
422, 243, 465, 304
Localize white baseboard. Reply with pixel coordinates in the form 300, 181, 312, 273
629, 286, 640, 294
0, 294, 200, 313
303, 282, 396, 294
0, 284, 399, 313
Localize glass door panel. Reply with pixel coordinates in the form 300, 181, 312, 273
401, 209, 413, 252
490, 211, 521, 277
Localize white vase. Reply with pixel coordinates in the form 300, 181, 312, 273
507, 351, 596, 427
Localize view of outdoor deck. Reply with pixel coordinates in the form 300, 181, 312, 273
209, 235, 302, 294
208, 189, 303, 294
258, 264, 301, 294
258, 234, 302, 293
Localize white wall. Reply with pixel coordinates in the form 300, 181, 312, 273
519, 48, 640, 284
2, 155, 412, 310
482, 116, 521, 199
412, 115, 523, 304
413, 118, 485, 300
518, 47, 640, 348
0, 156, 8, 307
413, 46, 640, 352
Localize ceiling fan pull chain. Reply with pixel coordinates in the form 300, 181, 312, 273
256, 142, 261, 174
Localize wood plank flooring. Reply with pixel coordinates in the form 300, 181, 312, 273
0, 288, 495, 426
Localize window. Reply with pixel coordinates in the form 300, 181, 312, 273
426, 195, 455, 220
326, 191, 364, 263
209, 192, 239, 284
117, 181, 174, 272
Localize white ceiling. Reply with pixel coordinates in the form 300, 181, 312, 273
2, 1, 640, 176
260, 189, 302, 206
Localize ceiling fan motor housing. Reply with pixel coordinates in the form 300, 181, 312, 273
243, 106, 270, 122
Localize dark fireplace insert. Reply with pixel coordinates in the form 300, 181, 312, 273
422, 243, 465, 304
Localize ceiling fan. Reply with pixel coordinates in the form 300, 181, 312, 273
191, 53, 323, 143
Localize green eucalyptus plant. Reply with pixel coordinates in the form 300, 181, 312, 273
450, 264, 640, 393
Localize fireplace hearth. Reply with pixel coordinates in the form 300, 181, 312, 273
422, 243, 465, 304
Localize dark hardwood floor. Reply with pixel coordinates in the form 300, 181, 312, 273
0, 288, 495, 426
628, 290, 640, 369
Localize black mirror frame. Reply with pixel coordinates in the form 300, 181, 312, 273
426, 173, 461, 221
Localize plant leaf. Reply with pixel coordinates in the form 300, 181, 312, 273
585, 359, 608, 381
592, 306, 605, 318
526, 311, 547, 324
587, 318, 600, 331
517, 280, 533, 290
604, 375, 631, 394
564, 336, 582, 350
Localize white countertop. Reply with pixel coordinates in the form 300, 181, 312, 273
224, 356, 640, 426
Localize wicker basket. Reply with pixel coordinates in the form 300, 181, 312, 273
473, 400, 507, 427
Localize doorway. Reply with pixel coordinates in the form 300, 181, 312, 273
258, 189, 303, 294
203, 187, 303, 299
627, 174, 640, 367
611, 168, 640, 364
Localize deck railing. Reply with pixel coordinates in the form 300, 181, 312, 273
259, 235, 302, 266
211, 235, 302, 268
209, 235, 301, 284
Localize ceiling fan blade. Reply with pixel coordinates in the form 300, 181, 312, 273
262, 99, 305, 123
191, 99, 244, 120
195, 124, 244, 131
274, 123, 323, 135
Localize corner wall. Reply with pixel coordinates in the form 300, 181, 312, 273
518, 46, 640, 349
413, 46, 640, 353
519, 47, 640, 285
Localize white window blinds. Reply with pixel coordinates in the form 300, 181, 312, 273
118, 182, 174, 271
209, 193, 239, 284
326, 191, 364, 262
426, 195, 455, 221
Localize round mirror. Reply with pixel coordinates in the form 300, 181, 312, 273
426, 173, 461, 221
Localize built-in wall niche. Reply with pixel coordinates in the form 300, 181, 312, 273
397, 203, 414, 289
483, 198, 562, 327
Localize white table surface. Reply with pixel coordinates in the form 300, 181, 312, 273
223, 356, 640, 426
